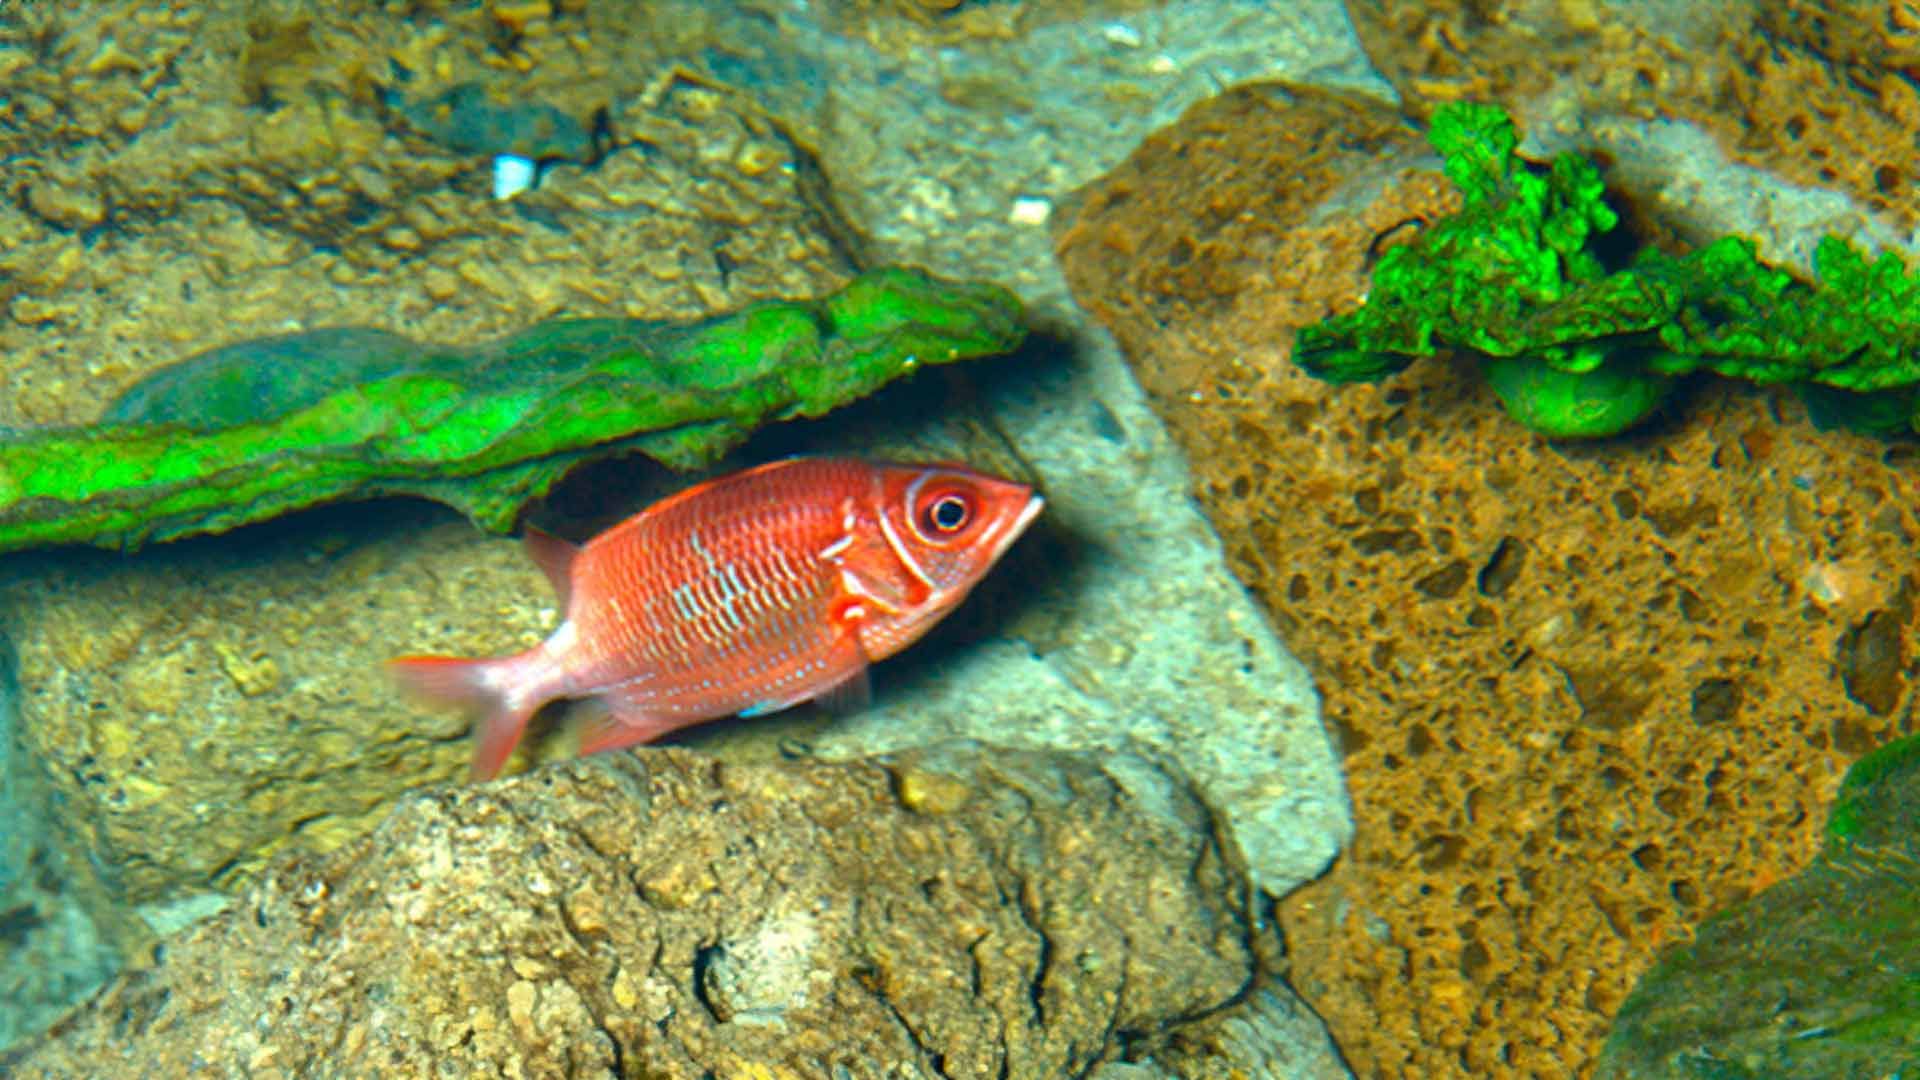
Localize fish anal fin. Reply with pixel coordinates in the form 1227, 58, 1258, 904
575, 688, 686, 759
523, 526, 581, 613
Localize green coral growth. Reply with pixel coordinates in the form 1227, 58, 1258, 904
1598, 730, 1920, 1078
1825, 731, 1920, 846
1294, 101, 1920, 439
0, 266, 1025, 555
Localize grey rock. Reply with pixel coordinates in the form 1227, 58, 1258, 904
0, 623, 118, 1052
0, 624, 20, 895
1521, 107, 1911, 277
662, 0, 1370, 906
1151, 983, 1355, 1079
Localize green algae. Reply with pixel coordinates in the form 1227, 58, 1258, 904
1483, 349, 1676, 439
0, 266, 1025, 554
1826, 732, 1920, 847
1295, 102, 1920, 440
1598, 732, 1920, 1078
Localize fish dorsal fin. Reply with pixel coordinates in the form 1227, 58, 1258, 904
523, 526, 581, 613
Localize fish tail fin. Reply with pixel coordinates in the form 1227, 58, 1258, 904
387, 654, 541, 782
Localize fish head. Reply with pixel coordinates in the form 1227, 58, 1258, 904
856, 462, 1045, 658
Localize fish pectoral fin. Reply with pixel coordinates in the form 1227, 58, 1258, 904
575, 690, 684, 758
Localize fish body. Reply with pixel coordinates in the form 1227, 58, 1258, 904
390, 457, 1044, 779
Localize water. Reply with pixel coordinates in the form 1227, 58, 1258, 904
1, 2, 1910, 1078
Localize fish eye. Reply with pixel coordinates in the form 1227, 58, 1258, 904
921, 492, 972, 535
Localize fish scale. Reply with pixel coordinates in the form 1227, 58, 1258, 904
390, 456, 1044, 780
592, 485, 845, 674
578, 469, 861, 712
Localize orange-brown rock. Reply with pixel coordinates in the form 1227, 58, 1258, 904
1346, 0, 1920, 240
1695, 20, 1920, 236
1056, 83, 1919, 1079
1341, 0, 1729, 118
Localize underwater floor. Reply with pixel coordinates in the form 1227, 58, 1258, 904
2, 2, 1917, 1078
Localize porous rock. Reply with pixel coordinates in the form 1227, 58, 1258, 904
1055, 79, 1920, 1078
1346, 0, 1920, 241
2, 742, 1255, 1078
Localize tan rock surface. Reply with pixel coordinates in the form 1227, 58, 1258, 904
1, 743, 1257, 1079
0, 0, 864, 934
0, 1, 854, 429
1055, 83, 1918, 1078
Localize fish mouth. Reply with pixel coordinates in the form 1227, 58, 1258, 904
991, 492, 1046, 561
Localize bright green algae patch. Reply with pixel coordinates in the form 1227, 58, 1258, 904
1597, 732, 1920, 1079
1295, 102, 1920, 439
0, 266, 1025, 554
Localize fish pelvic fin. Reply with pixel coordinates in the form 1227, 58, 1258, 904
812, 663, 873, 715
738, 632, 872, 718
387, 653, 544, 782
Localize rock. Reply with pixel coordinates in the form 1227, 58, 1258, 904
1348, 0, 1920, 242
22, 174, 106, 231
0, 615, 119, 1052
0, 5, 1366, 1074
0, 6, 857, 429
0, 743, 1258, 1078
1051, 70, 1920, 1078
1145, 982, 1355, 1080
0, 12, 870, 920
0, 266, 1024, 554
1598, 733, 1920, 1078
1344, 0, 1739, 114
399, 81, 596, 162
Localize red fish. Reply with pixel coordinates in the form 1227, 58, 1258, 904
389, 457, 1044, 780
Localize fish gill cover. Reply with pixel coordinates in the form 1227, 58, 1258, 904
1292, 101, 1920, 440
0, 266, 1025, 555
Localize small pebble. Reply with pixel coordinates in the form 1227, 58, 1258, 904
896, 766, 972, 816
492, 154, 538, 201
10, 295, 79, 324
1008, 196, 1052, 226
505, 980, 538, 1039
26, 176, 106, 230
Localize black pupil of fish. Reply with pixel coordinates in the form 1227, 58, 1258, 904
928, 495, 969, 532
